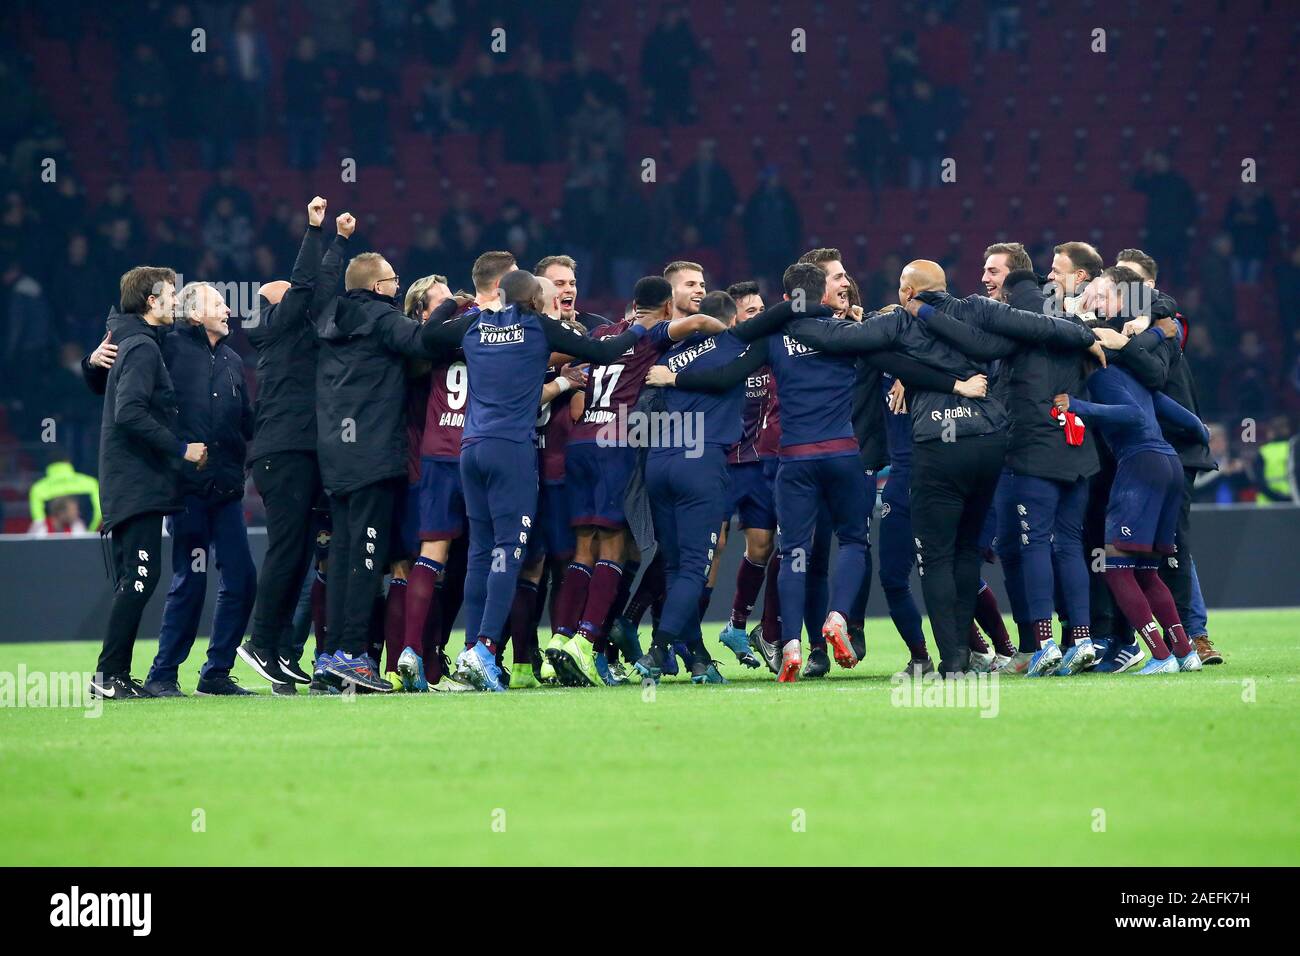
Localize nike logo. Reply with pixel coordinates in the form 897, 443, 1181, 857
90, 682, 116, 698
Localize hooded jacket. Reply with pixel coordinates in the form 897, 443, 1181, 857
95, 311, 184, 531
315, 288, 438, 496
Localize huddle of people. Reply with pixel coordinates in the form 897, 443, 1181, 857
81, 194, 1224, 700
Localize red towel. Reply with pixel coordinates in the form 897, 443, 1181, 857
1050, 406, 1086, 446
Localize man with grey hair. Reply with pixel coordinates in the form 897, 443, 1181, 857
142, 279, 258, 696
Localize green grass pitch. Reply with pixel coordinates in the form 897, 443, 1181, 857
1, 609, 1297, 866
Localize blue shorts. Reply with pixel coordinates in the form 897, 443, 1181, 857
418, 456, 465, 541
725, 461, 776, 530
566, 443, 636, 529
527, 481, 576, 561
1106, 451, 1184, 554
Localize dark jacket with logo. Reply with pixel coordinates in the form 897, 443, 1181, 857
785, 307, 1008, 443
247, 227, 348, 462
316, 288, 439, 496
95, 312, 183, 531
163, 321, 252, 502
915, 273, 1100, 483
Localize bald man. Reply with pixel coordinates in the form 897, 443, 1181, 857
780, 259, 1016, 674
238, 199, 352, 690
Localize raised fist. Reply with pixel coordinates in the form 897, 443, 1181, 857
336, 213, 356, 238
307, 196, 327, 227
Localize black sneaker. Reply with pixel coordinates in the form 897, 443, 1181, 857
894, 656, 935, 679
195, 674, 257, 696
801, 646, 830, 679
272, 680, 298, 696
849, 624, 866, 663
749, 623, 781, 675
89, 673, 153, 700
275, 653, 311, 684
142, 678, 185, 698
309, 676, 341, 695
237, 641, 287, 685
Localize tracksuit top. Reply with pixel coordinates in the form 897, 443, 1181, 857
1069, 362, 1205, 463
651, 329, 751, 456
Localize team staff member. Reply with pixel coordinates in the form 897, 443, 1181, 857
88, 266, 208, 699
238, 198, 350, 689
315, 249, 449, 692
139, 282, 256, 696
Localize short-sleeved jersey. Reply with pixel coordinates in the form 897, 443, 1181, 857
569, 319, 674, 445
420, 350, 468, 461
460, 305, 558, 445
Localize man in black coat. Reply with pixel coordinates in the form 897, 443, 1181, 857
88, 266, 208, 700
920, 244, 1106, 677
314, 249, 448, 692
237, 198, 349, 689
139, 280, 256, 696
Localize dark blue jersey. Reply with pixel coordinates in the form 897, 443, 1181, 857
1070, 365, 1206, 463
418, 300, 647, 447
651, 330, 752, 457
761, 327, 859, 460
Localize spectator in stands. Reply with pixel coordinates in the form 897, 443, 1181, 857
1133, 149, 1197, 285
196, 54, 239, 169
29, 459, 100, 532
1, 259, 55, 403
49, 233, 108, 344
742, 167, 802, 289
283, 36, 328, 170
90, 182, 142, 248
1192, 424, 1251, 503
1223, 185, 1278, 285
149, 219, 196, 281
640, 5, 701, 126
202, 196, 256, 276
897, 80, 946, 189
228, 5, 271, 137
675, 138, 737, 250
505, 50, 557, 165
852, 95, 896, 193
568, 87, 625, 165
413, 0, 463, 67
1197, 233, 1238, 350
159, 4, 199, 138
28, 496, 87, 536
458, 53, 512, 135
118, 42, 171, 170
1249, 415, 1298, 505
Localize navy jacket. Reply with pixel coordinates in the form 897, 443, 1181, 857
163, 320, 253, 502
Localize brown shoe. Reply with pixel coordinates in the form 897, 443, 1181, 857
1194, 636, 1224, 665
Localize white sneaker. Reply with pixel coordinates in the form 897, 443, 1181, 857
968, 650, 996, 673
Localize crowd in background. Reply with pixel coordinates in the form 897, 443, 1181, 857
0, 0, 1296, 530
